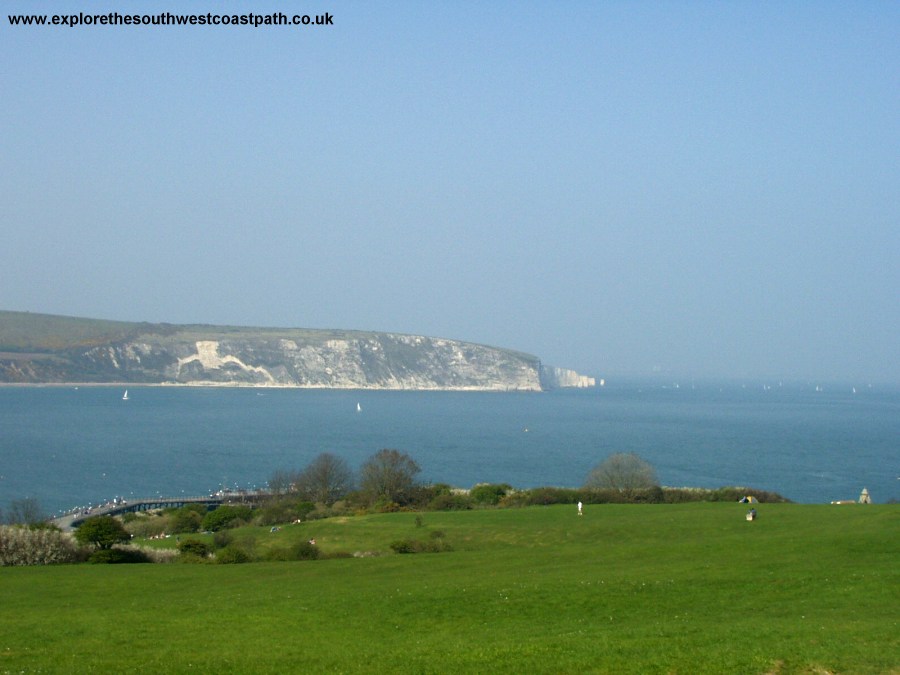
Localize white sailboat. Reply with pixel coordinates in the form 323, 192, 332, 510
357, 402, 361, 412
122, 390, 129, 401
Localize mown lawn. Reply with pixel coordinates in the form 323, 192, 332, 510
1, 503, 897, 674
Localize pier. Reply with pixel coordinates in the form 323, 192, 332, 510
51, 491, 268, 531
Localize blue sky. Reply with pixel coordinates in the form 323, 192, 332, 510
2, 1, 897, 383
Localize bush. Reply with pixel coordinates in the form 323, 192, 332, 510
0, 525, 79, 566
169, 508, 203, 534
255, 499, 298, 527
469, 483, 511, 505
201, 505, 253, 532
290, 540, 321, 560
212, 530, 233, 550
427, 493, 472, 511
389, 538, 453, 554
521, 487, 580, 506
124, 513, 168, 539
263, 540, 320, 562
389, 539, 419, 554
131, 545, 179, 564
177, 539, 213, 558
88, 547, 150, 564
707, 487, 790, 503
216, 546, 253, 564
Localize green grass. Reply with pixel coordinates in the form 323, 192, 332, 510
2, 504, 898, 674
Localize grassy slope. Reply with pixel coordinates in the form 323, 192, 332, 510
1, 504, 897, 674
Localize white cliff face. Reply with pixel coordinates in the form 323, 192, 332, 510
176, 341, 277, 384
539, 366, 596, 389
0, 312, 596, 391
68, 333, 546, 390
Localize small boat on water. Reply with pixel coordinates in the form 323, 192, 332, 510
357, 402, 361, 412
122, 390, 129, 401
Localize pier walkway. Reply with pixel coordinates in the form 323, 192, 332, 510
51, 492, 266, 531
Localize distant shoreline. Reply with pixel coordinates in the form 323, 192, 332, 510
0, 381, 546, 392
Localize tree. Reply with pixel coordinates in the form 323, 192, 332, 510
201, 505, 252, 532
267, 468, 301, 496
359, 449, 421, 505
584, 453, 659, 491
74, 516, 130, 550
295, 453, 354, 504
169, 507, 203, 534
4, 498, 46, 526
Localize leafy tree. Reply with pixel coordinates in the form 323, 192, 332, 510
359, 449, 421, 505
201, 505, 252, 532
295, 453, 354, 504
584, 453, 659, 492
169, 507, 203, 534
74, 516, 130, 550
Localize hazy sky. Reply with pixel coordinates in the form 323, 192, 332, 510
2, 1, 897, 383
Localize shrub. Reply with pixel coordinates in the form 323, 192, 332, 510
132, 546, 179, 564
0, 525, 79, 566
389, 539, 419, 554
290, 540, 320, 561
324, 551, 353, 559
523, 487, 580, 506
177, 539, 213, 558
389, 538, 452, 554
630, 486, 665, 503
212, 530, 233, 550
263, 540, 320, 562
255, 499, 298, 527
708, 487, 790, 503
372, 499, 401, 513
427, 493, 472, 511
169, 508, 203, 534
662, 488, 706, 504
295, 501, 317, 520
124, 513, 168, 539
469, 483, 511, 505
215, 546, 253, 564
201, 505, 253, 532
88, 547, 150, 564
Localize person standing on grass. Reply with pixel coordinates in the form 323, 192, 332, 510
577, 501, 583, 516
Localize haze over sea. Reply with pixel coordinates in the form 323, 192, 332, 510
2, 381, 897, 516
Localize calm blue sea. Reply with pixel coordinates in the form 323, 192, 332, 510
1, 382, 897, 515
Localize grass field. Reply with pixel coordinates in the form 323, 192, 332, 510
1, 503, 897, 674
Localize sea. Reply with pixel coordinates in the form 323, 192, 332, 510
1, 381, 897, 515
